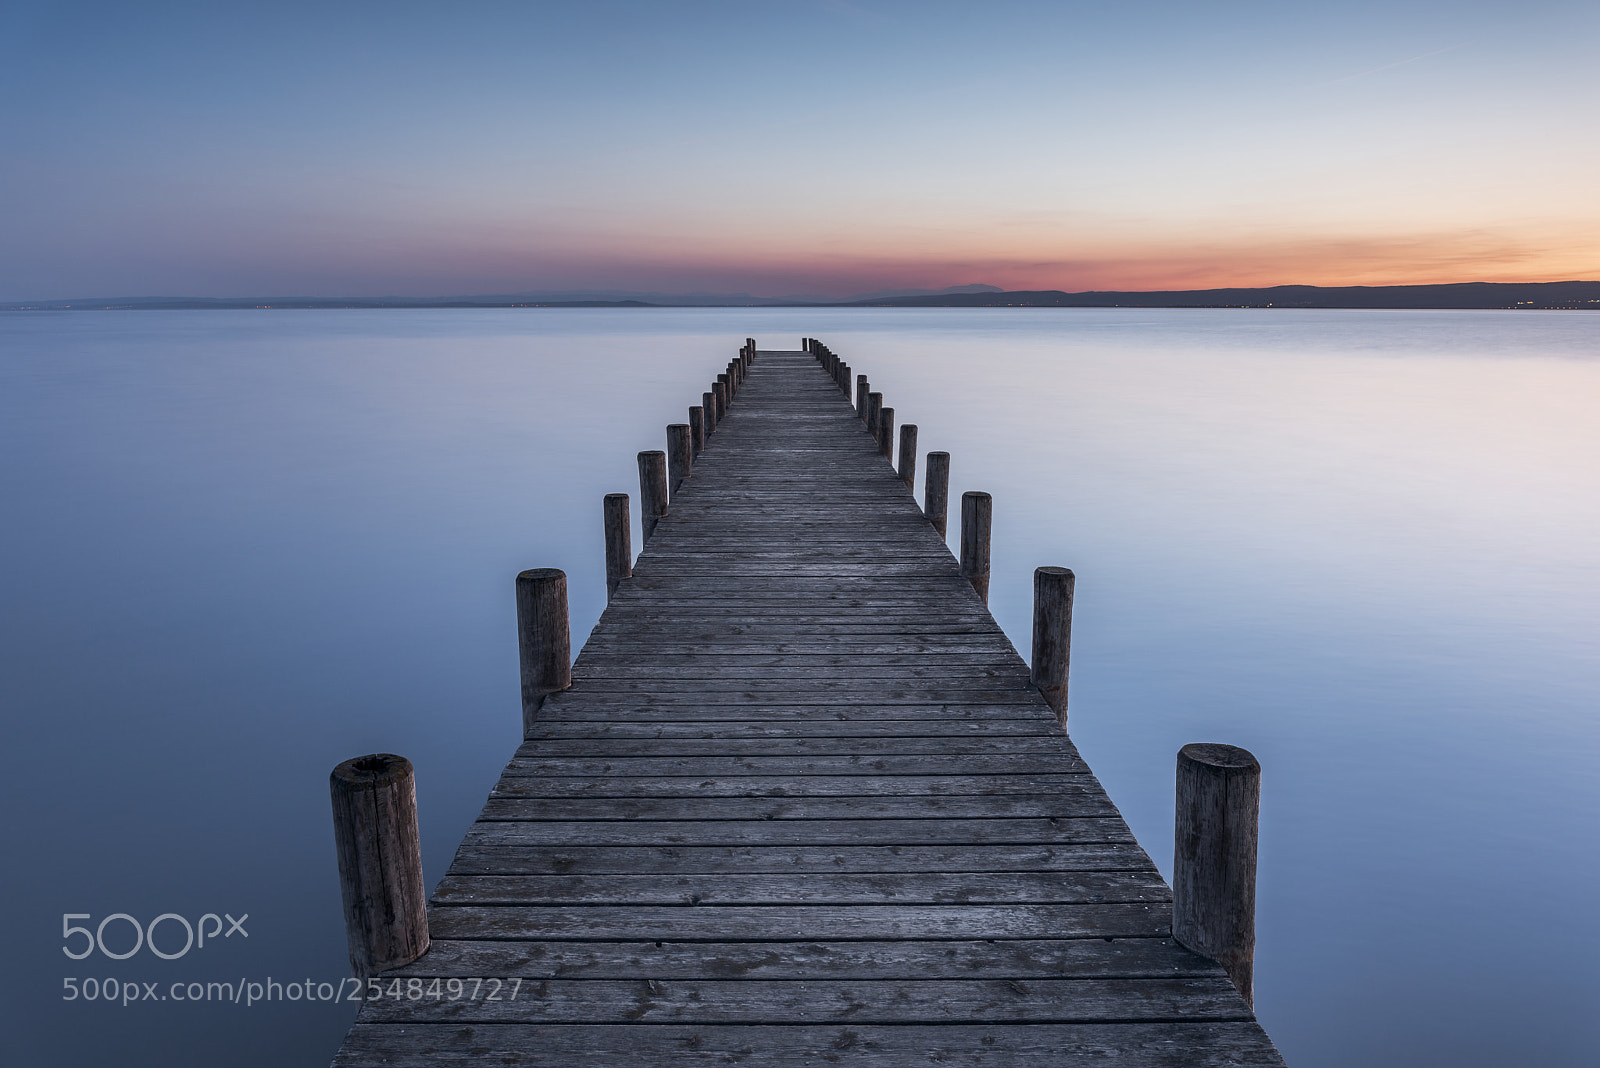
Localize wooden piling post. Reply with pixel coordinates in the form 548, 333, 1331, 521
688, 405, 705, 455
1030, 566, 1074, 723
603, 493, 631, 601
959, 490, 992, 603
746, 337, 756, 362
702, 391, 717, 435
1173, 743, 1261, 1007
866, 392, 882, 439
856, 375, 869, 418
898, 424, 918, 489
667, 424, 692, 491
712, 381, 727, 420
637, 450, 668, 541
925, 451, 950, 536
839, 363, 851, 396
720, 371, 733, 404
878, 406, 894, 459
329, 753, 429, 978
516, 567, 571, 732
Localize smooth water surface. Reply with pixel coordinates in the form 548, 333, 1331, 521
2, 308, 1596, 1066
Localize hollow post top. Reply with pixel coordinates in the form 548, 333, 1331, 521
331, 753, 412, 788
1179, 742, 1259, 771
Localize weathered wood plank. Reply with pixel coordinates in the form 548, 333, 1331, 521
430, 870, 1169, 906
334, 1022, 1286, 1067
354, 976, 1244, 1023
461, 818, 1137, 847
446, 842, 1155, 875
387, 935, 1222, 980
487, 773, 1096, 799
425, 902, 1172, 941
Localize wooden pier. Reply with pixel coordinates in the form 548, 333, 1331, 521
331, 345, 1284, 1066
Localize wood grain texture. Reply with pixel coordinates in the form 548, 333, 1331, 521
332, 349, 1281, 1066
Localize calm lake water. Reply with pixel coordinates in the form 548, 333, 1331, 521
2, 308, 1597, 1066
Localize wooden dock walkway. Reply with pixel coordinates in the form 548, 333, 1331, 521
332, 347, 1284, 1066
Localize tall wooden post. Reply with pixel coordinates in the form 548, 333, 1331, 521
638, 451, 668, 541
1030, 566, 1074, 723
1173, 743, 1261, 1007
516, 567, 571, 732
856, 376, 869, 419
746, 337, 756, 362
702, 391, 718, 435
713, 381, 727, 420
603, 493, 631, 601
839, 363, 850, 395
898, 425, 918, 489
866, 392, 882, 439
667, 424, 692, 491
960, 491, 992, 603
718, 372, 732, 406
688, 405, 705, 456
329, 753, 429, 978
925, 451, 950, 536
878, 407, 894, 459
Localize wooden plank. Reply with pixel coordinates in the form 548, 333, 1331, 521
424, 902, 1172, 941
487, 773, 1097, 799
476, 794, 1118, 822
461, 818, 1138, 847
387, 935, 1223, 980
513, 737, 1077, 757
446, 843, 1155, 875
499, 755, 1092, 776
354, 976, 1244, 1023
522, 720, 1062, 738
430, 870, 1169, 906
334, 1022, 1286, 1067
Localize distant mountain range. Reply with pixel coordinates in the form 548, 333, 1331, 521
3, 281, 1596, 311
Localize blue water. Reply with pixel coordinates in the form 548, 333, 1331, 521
2, 309, 1596, 1066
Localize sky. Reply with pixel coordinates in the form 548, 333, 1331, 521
2, 0, 1598, 299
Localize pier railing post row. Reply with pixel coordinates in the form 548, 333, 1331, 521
667, 424, 692, 491
925, 451, 950, 536
688, 405, 705, 455
637, 450, 668, 541
516, 567, 571, 733
702, 391, 718, 435
959, 490, 992, 603
898, 425, 918, 489
329, 753, 429, 979
603, 493, 631, 601
878, 406, 894, 459
1173, 743, 1261, 1007
1030, 566, 1074, 724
